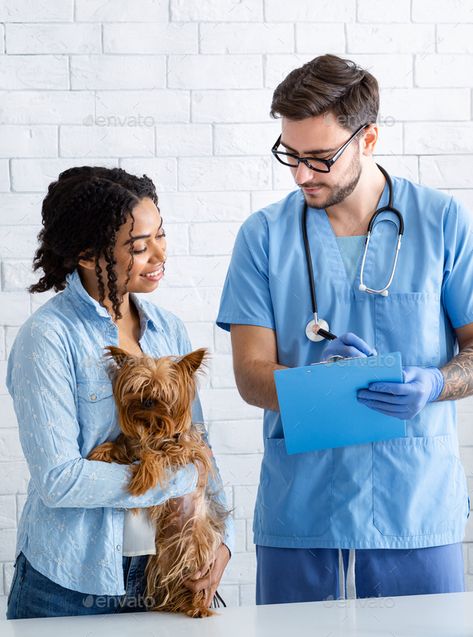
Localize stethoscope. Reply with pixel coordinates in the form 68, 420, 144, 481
304, 164, 404, 343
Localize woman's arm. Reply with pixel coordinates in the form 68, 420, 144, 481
6, 320, 198, 509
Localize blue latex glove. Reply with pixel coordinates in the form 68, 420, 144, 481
357, 366, 445, 420
322, 332, 377, 361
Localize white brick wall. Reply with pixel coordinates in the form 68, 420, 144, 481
0, 0, 472, 610
6, 23, 102, 54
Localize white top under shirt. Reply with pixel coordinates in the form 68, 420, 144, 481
123, 510, 157, 556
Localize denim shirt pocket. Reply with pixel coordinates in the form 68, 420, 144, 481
76, 379, 117, 437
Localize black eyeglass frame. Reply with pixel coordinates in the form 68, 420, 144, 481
271, 123, 370, 173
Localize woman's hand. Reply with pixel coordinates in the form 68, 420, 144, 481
183, 543, 231, 607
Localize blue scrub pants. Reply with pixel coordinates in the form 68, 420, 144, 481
256, 544, 465, 605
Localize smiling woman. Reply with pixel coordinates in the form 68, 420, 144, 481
5, 166, 233, 619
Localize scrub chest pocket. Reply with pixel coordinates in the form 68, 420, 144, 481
374, 292, 440, 366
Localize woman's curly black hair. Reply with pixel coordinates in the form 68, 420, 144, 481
29, 166, 158, 322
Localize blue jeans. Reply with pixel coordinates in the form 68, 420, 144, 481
256, 544, 465, 605
7, 552, 150, 619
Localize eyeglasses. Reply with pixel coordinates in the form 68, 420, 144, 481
271, 123, 369, 174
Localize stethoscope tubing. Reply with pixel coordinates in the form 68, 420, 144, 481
302, 164, 404, 342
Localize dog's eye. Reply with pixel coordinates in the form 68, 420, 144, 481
141, 398, 155, 409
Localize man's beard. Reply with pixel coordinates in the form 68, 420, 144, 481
302, 151, 362, 210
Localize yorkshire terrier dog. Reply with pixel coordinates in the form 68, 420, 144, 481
88, 346, 229, 618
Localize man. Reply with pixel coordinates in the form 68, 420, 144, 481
216, 54, 473, 604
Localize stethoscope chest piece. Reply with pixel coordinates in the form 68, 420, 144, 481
305, 318, 330, 342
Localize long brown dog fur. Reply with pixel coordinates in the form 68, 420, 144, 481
88, 346, 229, 618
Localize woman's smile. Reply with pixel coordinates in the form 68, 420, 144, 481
140, 264, 165, 283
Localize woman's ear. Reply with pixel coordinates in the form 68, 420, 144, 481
77, 249, 95, 270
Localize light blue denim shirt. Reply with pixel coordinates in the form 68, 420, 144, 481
6, 269, 233, 595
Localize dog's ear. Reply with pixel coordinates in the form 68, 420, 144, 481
104, 346, 134, 369
177, 348, 208, 376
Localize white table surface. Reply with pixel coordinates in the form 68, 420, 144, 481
2, 592, 473, 637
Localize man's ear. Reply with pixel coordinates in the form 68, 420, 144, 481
361, 124, 379, 156
104, 346, 134, 368
177, 348, 208, 376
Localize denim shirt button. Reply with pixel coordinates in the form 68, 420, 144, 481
116, 544, 121, 551
90, 393, 97, 401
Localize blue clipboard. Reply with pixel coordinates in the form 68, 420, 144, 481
274, 352, 407, 454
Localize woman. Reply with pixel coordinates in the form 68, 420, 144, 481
6, 166, 233, 619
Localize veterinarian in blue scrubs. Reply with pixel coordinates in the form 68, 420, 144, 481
6, 167, 233, 619
217, 55, 472, 603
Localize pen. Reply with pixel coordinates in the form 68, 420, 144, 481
317, 327, 337, 341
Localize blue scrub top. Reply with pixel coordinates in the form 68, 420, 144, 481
217, 176, 472, 550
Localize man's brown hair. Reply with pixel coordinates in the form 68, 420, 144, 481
271, 54, 379, 131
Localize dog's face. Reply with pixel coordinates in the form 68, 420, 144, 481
105, 346, 207, 439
